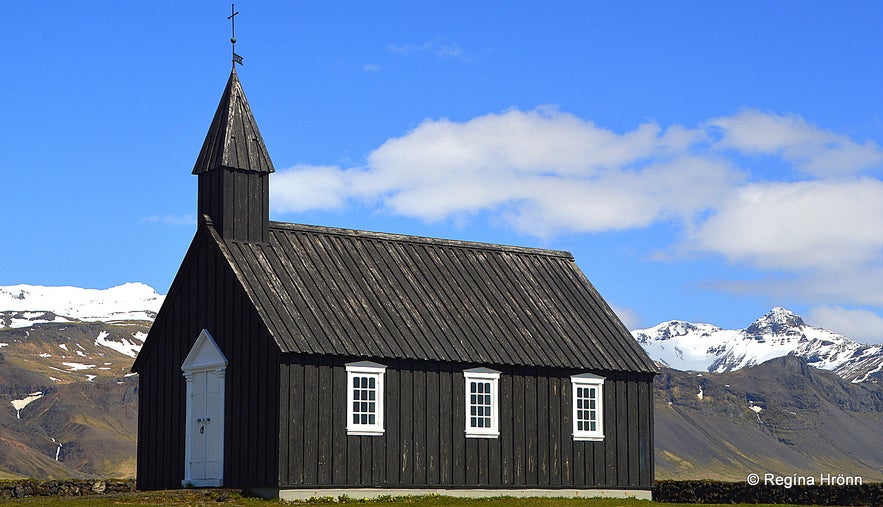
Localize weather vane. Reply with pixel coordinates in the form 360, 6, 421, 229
228, 3, 243, 67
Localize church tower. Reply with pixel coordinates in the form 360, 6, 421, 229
192, 69, 275, 242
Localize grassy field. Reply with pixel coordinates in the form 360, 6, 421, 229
0, 490, 855, 507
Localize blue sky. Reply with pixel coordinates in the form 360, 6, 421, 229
4, 2, 883, 342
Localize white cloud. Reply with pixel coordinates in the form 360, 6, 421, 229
362, 63, 380, 72
276, 108, 736, 236
388, 39, 466, 60
708, 110, 883, 177
142, 215, 195, 226
807, 306, 883, 344
688, 178, 883, 271
270, 107, 883, 312
707, 266, 883, 315
609, 303, 642, 331
271, 164, 355, 213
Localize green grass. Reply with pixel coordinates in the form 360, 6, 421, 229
0, 490, 857, 507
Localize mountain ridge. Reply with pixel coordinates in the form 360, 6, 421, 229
633, 307, 883, 384
0, 283, 163, 328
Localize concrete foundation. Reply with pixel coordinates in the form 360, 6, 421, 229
250, 487, 653, 501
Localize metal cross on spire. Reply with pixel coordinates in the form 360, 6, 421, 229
228, 3, 243, 67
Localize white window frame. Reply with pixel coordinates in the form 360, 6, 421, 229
464, 367, 500, 438
346, 361, 386, 436
571, 373, 605, 441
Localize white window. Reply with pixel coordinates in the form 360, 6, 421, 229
571, 373, 604, 441
464, 367, 500, 438
346, 361, 386, 436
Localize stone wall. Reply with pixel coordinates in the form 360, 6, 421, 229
0, 479, 135, 499
654, 480, 883, 506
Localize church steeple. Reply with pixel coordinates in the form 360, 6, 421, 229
194, 69, 275, 242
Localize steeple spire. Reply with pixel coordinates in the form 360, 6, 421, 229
192, 70, 274, 175
194, 69, 275, 243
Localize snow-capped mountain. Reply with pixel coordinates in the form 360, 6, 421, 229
0, 283, 164, 328
633, 307, 883, 383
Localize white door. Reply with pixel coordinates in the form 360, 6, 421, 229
181, 329, 227, 487
188, 370, 224, 482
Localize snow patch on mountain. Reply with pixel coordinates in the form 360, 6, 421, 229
94, 330, 144, 358
0, 283, 163, 328
62, 362, 96, 371
11, 392, 44, 419
634, 307, 883, 383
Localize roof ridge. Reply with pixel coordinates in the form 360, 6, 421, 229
266, 220, 574, 259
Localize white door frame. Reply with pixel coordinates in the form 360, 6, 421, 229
181, 329, 227, 487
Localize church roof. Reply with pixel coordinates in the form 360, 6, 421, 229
207, 219, 658, 373
192, 69, 275, 175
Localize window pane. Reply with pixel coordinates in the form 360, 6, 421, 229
574, 380, 603, 436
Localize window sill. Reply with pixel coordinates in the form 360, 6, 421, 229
465, 431, 500, 439
572, 433, 605, 441
346, 428, 385, 436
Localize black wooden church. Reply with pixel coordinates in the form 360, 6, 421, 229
131, 68, 658, 499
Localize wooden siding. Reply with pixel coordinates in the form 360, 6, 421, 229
219, 222, 657, 373
278, 356, 654, 489
198, 171, 269, 242
134, 228, 280, 490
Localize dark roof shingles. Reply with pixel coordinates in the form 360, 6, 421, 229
218, 222, 657, 373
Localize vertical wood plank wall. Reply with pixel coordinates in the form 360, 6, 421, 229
197, 170, 269, 242
136, 233, 280, 490
279, 357, 653, 489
